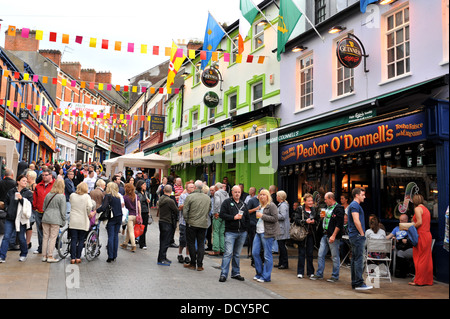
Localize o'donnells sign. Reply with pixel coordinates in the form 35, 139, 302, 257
337, 37, 363, 69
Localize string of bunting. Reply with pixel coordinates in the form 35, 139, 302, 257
1, 69, 179, 95
0, 98, 158, 127
3, 25, 267, 65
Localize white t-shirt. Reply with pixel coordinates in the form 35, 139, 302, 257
256, 209, 264, 234
365, 228, 386, 239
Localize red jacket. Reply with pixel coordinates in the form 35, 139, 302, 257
33, 178, 55, 212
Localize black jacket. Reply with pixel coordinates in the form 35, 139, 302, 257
293, 205, 319, 234
97, 194, 123, 218
4, 187, 34, 221
0, 177, 16, 202
322, 203, 345, 239
219, 197, 250, 233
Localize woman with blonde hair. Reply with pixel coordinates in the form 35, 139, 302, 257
97, 182, 123, 262
41, 179, 66, 262
69, 182, 95, 264
409, 194, 433, 286
253, 188, 280, 282
25, 169, 37, 248
121, 182, 141, 252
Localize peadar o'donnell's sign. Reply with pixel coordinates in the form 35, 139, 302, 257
337, 37, 363, 69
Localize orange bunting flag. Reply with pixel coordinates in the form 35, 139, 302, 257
115, 41, 121, 51
62, 34, 69, 44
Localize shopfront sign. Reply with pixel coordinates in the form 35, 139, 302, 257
77, 141, 93, 153
110, 143, 125, 155
280, 112, 427, 166
39, 126, 56, 151
201, 67, 220, 88
20, 124, 39, 144
150, 115, 165, 132
337, 37, 363, 69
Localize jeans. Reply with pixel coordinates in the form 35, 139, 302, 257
138, 212, 149, 248
69, 228, 87, 260
0, 220, 28, 259
252, 233, 275, 281
220, 231, 247, 279
297, 233, 315, 276
186, 224, 207, 267
34, 211, 44, 252
106, 216, 122, 260
212, 217, 225, 252
316, 234, 341, 279
158, 221, 174, 262
349, 235, 366, 288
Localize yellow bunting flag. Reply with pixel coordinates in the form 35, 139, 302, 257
89, 38, 97, 48
61, 78, 67, 86
23, 73, 29, 81
98, 83, 103, 90
141, 44, 147, 54
132, 86, 137, 93
35, 30, 43, 40
189, 49, 196, 59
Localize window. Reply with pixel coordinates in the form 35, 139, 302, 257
193, 65, 201, 86
208, 107, 215, 124
252, 82, 263, 110
315, 0, 326, 24
230, 37, 239, 64
336, 37, 354, 96
386, 6, 410, 79
192, 110, 198, 129
253, 20, 264, 50
299, 54, 313, 109
229, 93, 237, 115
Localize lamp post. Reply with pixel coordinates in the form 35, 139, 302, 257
2, 77, 33, 130
138, 80, 151, 149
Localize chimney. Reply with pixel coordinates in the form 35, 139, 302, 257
5, 29, 40, 52
61, 62, 82, 80
95, 71, 112, 84
39, 49, 62, 67
80, 68, 96, 83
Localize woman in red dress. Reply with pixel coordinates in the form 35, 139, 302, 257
409, 194, 433, 286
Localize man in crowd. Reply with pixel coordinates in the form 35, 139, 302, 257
311, 192, 345, 283
209, 182, 229, 256
113, 174, 125, 195
157, 185, 179, 266
0, 169, 16, 203
64, 170, 76, 223
84, 167, 97, 193
177, 183, 194, 264
348, 187, 373, 290
387, 213, 414, 278
218, 185, 250, 282
182, 180, 211, 271
32, 168, 55, 255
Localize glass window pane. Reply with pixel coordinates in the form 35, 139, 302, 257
253, 83, 262, 100
405, 57, 410, 73
388, 64, 396, 78
387, 15, 394, 30
338, 82, 343, 95
337, 68, 343, 82
388, 48, 395, 63
404, 7, 409, 23
405, 42, 410, 57
396, 44, 404, 59
387, 33, 395, 48
397, 60, 405, 75
396, 29, 404, 44
395, 11, 403, 27
405, 26, 409, 41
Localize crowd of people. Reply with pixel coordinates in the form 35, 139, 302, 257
0, 160, 434, 289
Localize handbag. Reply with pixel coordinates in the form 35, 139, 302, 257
99, 206, 112, 221
134, 223, 145, 238
122, 207, 129, 225
135, 195, 143, 224
290, 207, 309, 241
148, 213, 153, 225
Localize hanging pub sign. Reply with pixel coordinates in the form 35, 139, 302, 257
19, 109, 29, 120
201, 67, 220, 88
203, 91, 220, 108
150, 115, 165, 132
337, 37, 363, 69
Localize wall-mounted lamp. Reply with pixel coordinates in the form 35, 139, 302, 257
292, 45, 307, 52
328, 25, 346, 34
257, 19, 268, 27
380, 0, 398, 5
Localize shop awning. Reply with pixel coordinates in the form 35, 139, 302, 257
0, 137, 20, 173
104, 151, 172, 178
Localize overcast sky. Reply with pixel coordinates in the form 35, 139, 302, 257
1, 0, 250, 84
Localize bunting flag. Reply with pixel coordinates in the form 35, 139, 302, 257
201, 12, 225, 70
277, 0, 302, 61
166, 41, 186, 89
239, 0, 259, 54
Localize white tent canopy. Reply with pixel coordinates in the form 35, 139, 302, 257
104, 152, 172, 178
0, 137, 20, 175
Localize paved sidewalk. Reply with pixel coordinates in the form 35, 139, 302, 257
0, 208, 448, 299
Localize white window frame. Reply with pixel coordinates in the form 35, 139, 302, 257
253, 19, 265, 51
192, 110, 198, 130
334, 33, 355, 98
230, 37, 239, 64
251, 82, 263, 111
382, 3, 410, 81
297, 52, 314, 111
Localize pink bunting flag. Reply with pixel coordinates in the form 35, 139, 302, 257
75, 36, 83, 44
21, 28, 30, 38
71, 80, 76, 87
176, 48, 183, 58
107, 84, 112, 91
224, 53, 230, 62
32, 74, 39, 82
127, 43, 134, 52
174, 88, 179, 94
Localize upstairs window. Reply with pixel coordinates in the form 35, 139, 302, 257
386, 6, 410, 79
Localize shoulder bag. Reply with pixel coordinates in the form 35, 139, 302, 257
290, 207, 309, 241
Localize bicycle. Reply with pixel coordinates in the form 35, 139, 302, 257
57, 222, 101, 261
